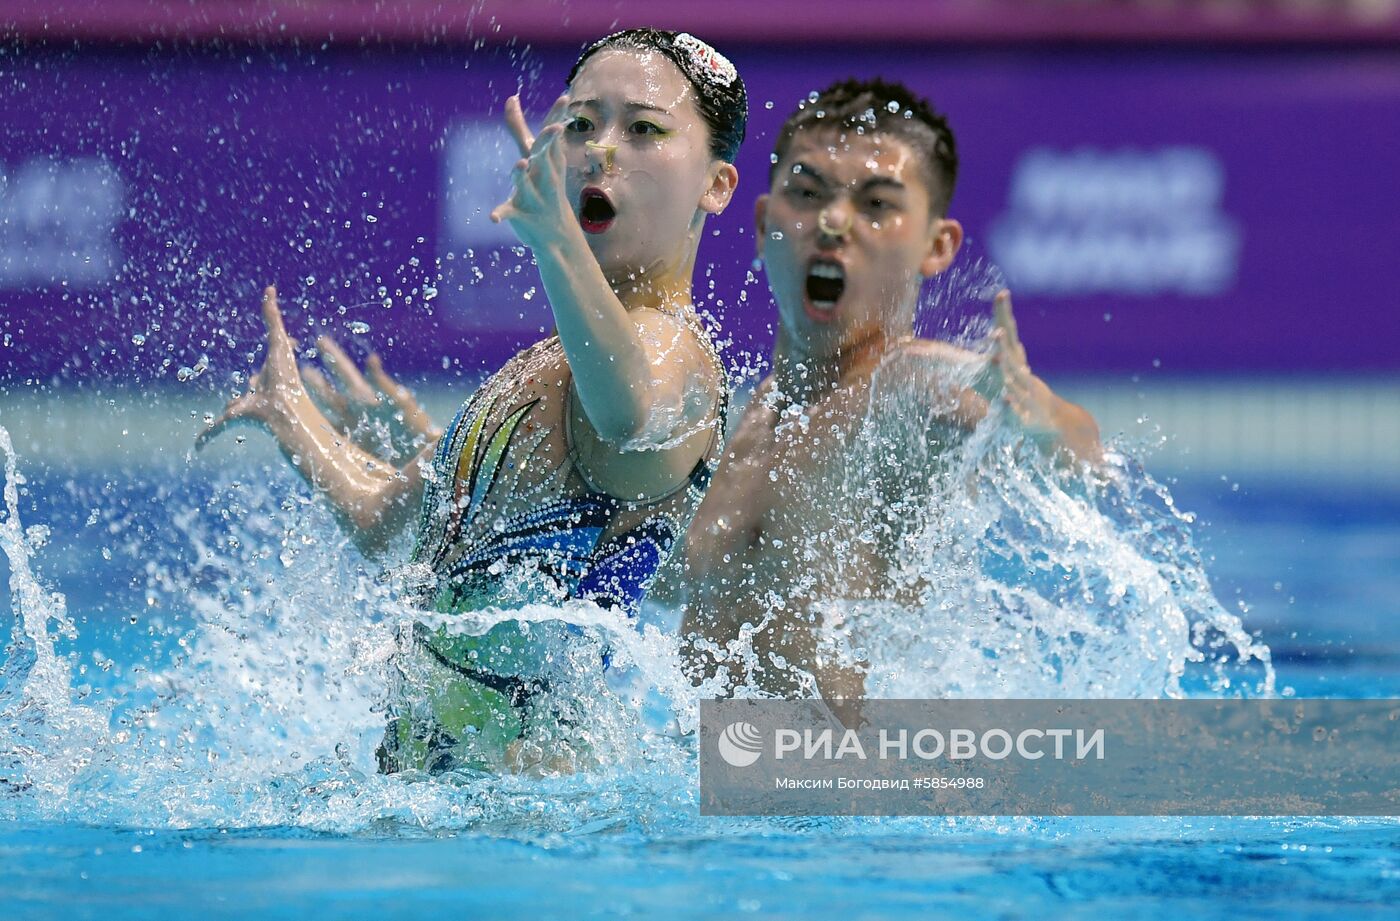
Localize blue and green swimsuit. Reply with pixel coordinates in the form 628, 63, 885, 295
377, 335, 727, 774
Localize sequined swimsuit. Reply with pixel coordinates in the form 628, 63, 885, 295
378, 322, 727, 773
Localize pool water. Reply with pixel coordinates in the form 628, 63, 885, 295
2, 452, 1398, 918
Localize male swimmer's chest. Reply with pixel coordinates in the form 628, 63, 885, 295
698, 389, 865, 589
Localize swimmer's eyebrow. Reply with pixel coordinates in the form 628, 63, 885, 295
859, 176, 907, 194
569, 98, 670, 115
790, 163, 906, 193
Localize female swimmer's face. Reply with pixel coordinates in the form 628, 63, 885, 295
563, 49, 731, 281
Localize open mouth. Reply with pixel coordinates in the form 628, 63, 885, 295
579, 187, 616, 234
804, 259, 846, 317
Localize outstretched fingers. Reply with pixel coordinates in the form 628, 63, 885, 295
992, 290, 1030, 379
366, 352, 410, 403
260, 285, 287, 339
196, 368, 261, 451
993, 289, 1024, 357
491, 153, 529, 224
491, 122, 564, 224
504, 94, 534, 156
317, 334, 378, 404
367, 353, 439, 439
197, 286, 300, 451
367, 352, 412, 406
539, 93, 571, 139
260, 286, 301, 370
993, 289, 1015, 340
301, 363, 350, 427
195, 402, 242, 451
503, 93, 567, 157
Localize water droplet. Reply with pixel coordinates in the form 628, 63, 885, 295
348, 321, 371, 335
365, 214, 378, 223
131, 333, 146, 346
176, 354, 210, 382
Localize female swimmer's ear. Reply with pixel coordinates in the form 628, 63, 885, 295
699, 162, 739, 216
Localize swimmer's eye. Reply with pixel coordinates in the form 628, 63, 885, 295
566, 116, 595, 133
629, 120, 666, 137
784, 182, 823, 202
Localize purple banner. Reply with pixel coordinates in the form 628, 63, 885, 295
2, 43, 1398, 383
10, 0, 1400, 45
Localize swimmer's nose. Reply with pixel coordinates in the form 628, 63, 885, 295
817, 201, 855, 243
585, 140, 617, 175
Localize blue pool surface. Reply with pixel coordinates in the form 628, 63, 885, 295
2, 468, 1398, 919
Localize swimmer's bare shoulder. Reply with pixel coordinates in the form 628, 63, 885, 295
864, 337, 992, 433
566, 306, 725, 501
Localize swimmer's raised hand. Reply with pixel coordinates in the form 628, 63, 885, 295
195, 285, 429, 556
196, 286, 307, 450
489, 94, 577, 250
302, 336, 439, 461
988, 290, 1054, 435
985, 289, 1103, 464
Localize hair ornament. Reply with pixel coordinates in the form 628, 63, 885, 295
673, 32, 738, 88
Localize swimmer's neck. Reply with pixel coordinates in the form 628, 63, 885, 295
603, 231, 702, 313
770, 324, 909, 407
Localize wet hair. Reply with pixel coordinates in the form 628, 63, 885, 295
567, 28, 748, 163
770, 78, 959, 215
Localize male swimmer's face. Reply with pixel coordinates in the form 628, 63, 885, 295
563, 49, 730, 283
758, 127, 958, 357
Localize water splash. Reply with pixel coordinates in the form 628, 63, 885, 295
814, 291, 1272, 701
0, 363, 1271, 834
0, 425, 108, 798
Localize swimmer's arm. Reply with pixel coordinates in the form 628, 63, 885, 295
998, 371, 1103, 465
257, 408, 429, 558
197, 287, 427, 558
538, 237, 715, 445
490, 95, 707, 446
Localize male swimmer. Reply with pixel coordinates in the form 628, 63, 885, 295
198, 29, 747, 772
681, 79, 1101, 700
